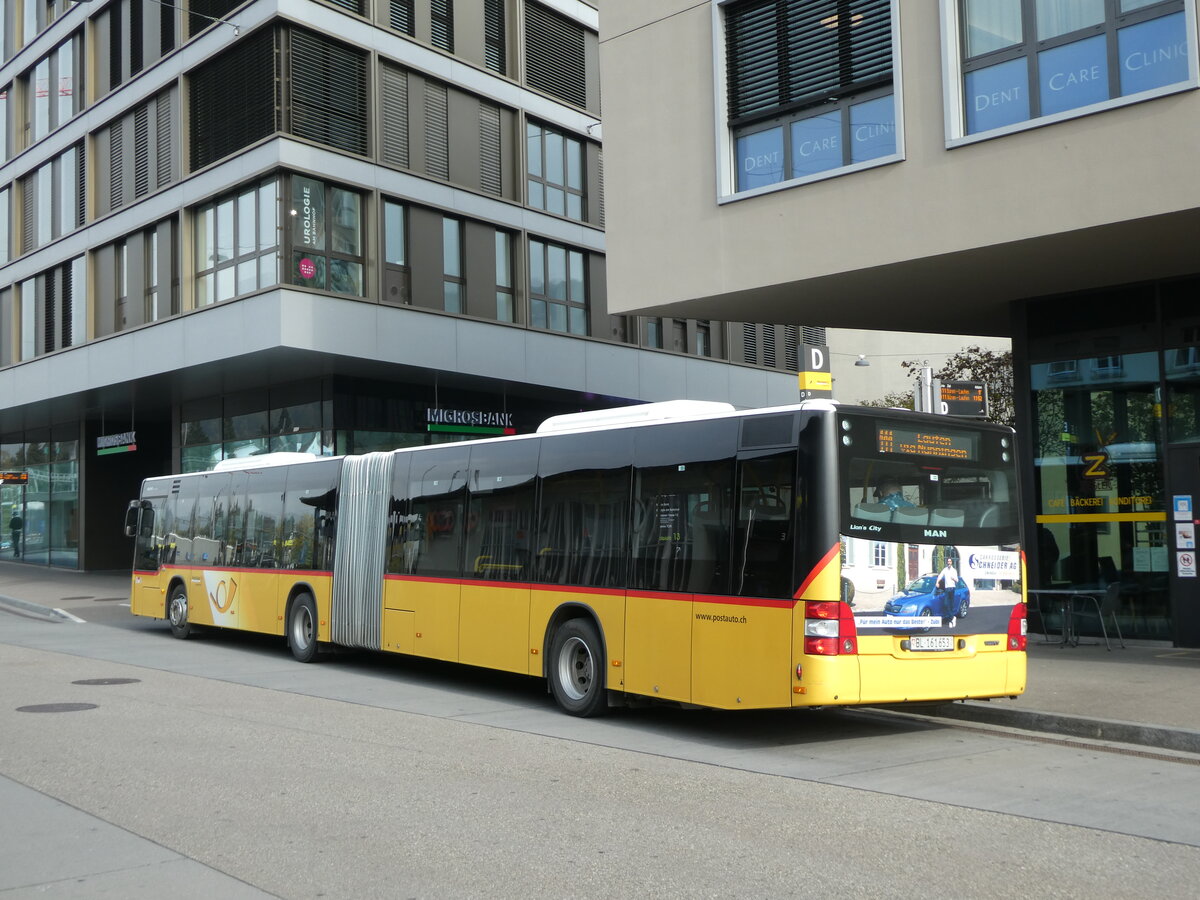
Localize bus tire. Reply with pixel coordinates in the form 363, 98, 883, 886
288, 593, 320, 663
549, 618, 607, 717
167, 585, 193, 639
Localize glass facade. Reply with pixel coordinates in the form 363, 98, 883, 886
1, 435, 79, 568
1026, 279, 1200, 644
1031, 351, 1168, 636
959, 0, 1192, 137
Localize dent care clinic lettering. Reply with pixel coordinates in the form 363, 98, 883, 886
1124, 40, 1187, 72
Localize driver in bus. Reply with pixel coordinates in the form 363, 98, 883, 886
873, 479, 913, 511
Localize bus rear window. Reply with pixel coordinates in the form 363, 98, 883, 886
845, 457, 1014, 532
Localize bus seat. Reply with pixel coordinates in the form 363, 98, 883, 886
977, 504, 1004, 527
854, 502, 892, 522
929, 507, 965, 527
893, 506, 929, 525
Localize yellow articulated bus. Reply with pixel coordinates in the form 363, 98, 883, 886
126, 400, 1026, 716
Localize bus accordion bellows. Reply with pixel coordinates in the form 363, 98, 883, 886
126, 400, 1026, 716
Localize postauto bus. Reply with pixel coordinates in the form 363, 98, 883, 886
126, 401, 1026, 715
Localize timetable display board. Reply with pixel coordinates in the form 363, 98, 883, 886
877, 425, 979, 461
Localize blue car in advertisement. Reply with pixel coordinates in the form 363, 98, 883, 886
884, 574, 970, 630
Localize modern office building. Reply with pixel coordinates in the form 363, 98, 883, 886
0, 0, 829, 570
599, 0, 1200, 646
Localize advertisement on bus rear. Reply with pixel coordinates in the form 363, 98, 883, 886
841, 536, 1021, 636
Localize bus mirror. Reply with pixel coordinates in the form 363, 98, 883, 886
124, 501, 140, 537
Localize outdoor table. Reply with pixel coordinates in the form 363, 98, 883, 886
1027, 589, 1101, 647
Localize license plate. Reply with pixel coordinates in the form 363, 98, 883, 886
909, 635, 954, 652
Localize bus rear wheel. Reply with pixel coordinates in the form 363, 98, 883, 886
167, 585, 193, 639
549, 618, 607, 717
288, 593, 319, 663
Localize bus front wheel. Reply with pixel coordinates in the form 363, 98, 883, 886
549, 618, 607, 717
288, 594, 320, 663
167, 585, 193, 639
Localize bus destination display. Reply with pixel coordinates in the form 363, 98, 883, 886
877, 425, 977, 460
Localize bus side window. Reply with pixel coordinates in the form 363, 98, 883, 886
734, 453, 796, 599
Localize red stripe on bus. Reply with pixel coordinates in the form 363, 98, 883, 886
383, 575, 795, 606
793, 543, 841, 600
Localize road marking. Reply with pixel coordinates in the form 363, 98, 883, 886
53, 608, 86, 624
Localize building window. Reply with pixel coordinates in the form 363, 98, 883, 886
724, 0, 897, 193
431, 0, 454, 52
288, 175, 363, 296
18, 143, 83, 255
495, 230, 514, 322
190, 25, 279, 170
389, 0, 415, 36
524, 0, 588, 108
529, 238, 587, 335
953, 0, 1192, 138
383, 199, 411, 305
872, 541, 887, 567
288, 29, 369, 156
646, 318, 663, 349
442, 216, 463, 313
196, 178, 279, 306
697, 322, 711, 357
526, 120, 585, 219
485, 0, 507, 73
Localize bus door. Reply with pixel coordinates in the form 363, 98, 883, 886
459, 441, 539, 674
128, 481, 171, 617
692, 450, 796, 709
626, 418, 738, 704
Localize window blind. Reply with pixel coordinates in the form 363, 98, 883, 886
726, 0, 891, 124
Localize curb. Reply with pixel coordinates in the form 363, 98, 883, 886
888, 700, 1200, 756
0, 594, 73, 622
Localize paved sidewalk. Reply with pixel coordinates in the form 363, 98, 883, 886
2, 561, 1198, 752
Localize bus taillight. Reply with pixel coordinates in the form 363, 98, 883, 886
1007, 602, 1028, 651
804, 601, 858, 656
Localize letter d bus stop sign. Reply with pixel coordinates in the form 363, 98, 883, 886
939, 381, 989, 418
798, 345, 832, 400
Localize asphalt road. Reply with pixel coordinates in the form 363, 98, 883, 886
2, 602, 1199, 898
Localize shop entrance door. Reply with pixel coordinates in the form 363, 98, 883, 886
1166, 446, 1200, 648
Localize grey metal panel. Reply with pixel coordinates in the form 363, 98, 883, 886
586, 247, 607, 334
153, 218, 176, 321
581, 339, 640, 399
447, 87, 480, 191
498, 105, 516, 199
455, 0, 488, 69
681, 356, 732, 402
462, 219, 493, 319
585, 141, 602, 227
456, 315, 527, 381
331, 451, 393, 650
408, 205, 444, 310
0, 289, 9, 367
124, 232, 147, 329
93, 244, 116, 338
636, 350, 688, 402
